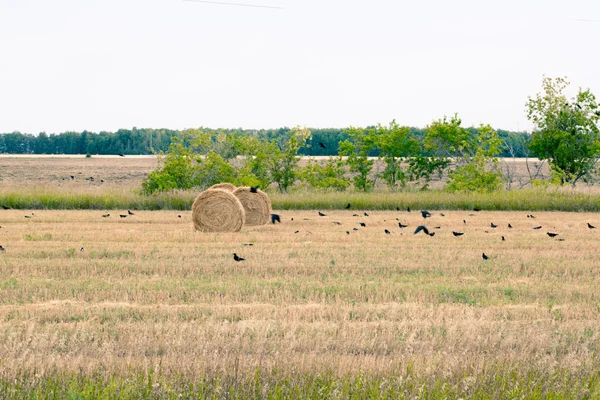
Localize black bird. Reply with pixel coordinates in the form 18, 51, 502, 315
473, 208, 481, 212
128, 210, 135, 215
345, 203, 351, 209
352, 214, 359, 217
434, 226, 441, 229
318, 142, 326, 148
364, 212, 369, 217
70, 175, 75, 180
353, 228, 359, 231
396, 207, 400, 211
242, 243, 254, 246
398, 223, 408, 228
508, 224, 512, 228
528, 214, 536, 219
120, 214, 127, 218
532, 226, 542, 230
0, 245, 5, 252
294, 230, 300, 234
102, 214, 110, 218
233, 253, 245, 262
588, 223, 596, 229
440, 213, 445, 217
250, 186, 259, 193
463, 220, 467, 225
547, 232, 559, 237
414, 225, 431, 235
346, 231, 350, 235
407, 207, 411, 212
452, 231, 464, 237
270, 214, 281, 224
359, 222, 366, 227
318, 211, 326, 216
1, 205, 8, 210
384, 229, 391, 235
24, 215, 32, 219
490, 223, 497, 228
482, 253, 489, 260
178, 215, 182, 218
421, 210, 432, 219
333, 221, 341, 225
80, 247, 84, 253
118, 154, 125, 157
502, 236, 505, 241
100, 180, 104, 183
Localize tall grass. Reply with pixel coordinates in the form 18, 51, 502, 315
2, 187, 600, 211
1, 366, 598, 399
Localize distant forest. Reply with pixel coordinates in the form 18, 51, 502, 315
0, 127, 531, 157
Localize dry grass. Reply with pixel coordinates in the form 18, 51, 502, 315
0, 209, 599, 390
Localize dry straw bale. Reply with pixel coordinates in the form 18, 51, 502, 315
192, 189, 245, 232
209, 182, 237, 192
233, 187, 272, 226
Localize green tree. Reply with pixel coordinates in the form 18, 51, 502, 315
374, 120, 420, 190
425, 115, 502, 192
339, 126, 376, 192
268, 126, 312, 193
526, 76, 600, 185
299, 156, 350, 191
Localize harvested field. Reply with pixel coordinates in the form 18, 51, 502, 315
0, 208, 598, 396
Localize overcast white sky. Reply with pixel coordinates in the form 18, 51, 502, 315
1, 0, 599, 134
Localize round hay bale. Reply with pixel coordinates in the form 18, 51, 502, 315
192, 189, 245, 232
233, 187, 272, 226
209, 182, 237, 192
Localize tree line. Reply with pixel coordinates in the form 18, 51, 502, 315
0, 126, 530, 158
141, 77, 600, 193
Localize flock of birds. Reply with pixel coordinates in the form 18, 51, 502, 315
232, 204, 598, 262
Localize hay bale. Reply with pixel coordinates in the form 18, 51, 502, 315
209, 182, 237, 192
233, 187, 272, 226
192, 189, 245, 232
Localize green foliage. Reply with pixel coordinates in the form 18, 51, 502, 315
339, 126, 376, 192
237, 136, 276, 189
267, 126, 312, 193
374, 120, 420, 190
527, 76, 600, 186
142, 139, 197, 194
425, 116, 502, 193
299, 157, 350, 191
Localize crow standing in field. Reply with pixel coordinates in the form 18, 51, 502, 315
102, 214, 110, 218
482, 253, 489, 260
421, 210, 432, 219
407, 207, 411, 212
508, 223, 512, 228
0, 245, 5, 252
384, 229, 391, 235
452, 231, 464, 237
1, 206, 9, 210
70, 175, 75, 180
118, 154, 125, 157
502, 236, 505, 241
359, 222, 366, 227
120, 214, 127, 218
345, 203, 351, 209
547, 232, 559, 237
250, 186, 259, 193
532, 226, 542, 230
270, 214, 281, 224
364, 212, 369, 217
588, 223, 596, 229
490, 223, 498, 228
178, 215, 182, 218
233, 253, 245, 262
318, 211, 327, 216
473, 208, 481, 212
128, 210, 135, 215
24, 215, 32, 219
79, 247, 84, 253
398, 222, 408, 228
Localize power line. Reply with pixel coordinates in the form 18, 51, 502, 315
182, 0, 283, 10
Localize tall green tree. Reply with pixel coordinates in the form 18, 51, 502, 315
267, 126, 312, 193
339, 126, 376, 192
526, 76, 600, 186
374, 120, 420, 190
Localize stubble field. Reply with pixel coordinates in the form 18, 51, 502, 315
0, 207, 599, 397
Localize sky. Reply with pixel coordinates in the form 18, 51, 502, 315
1, 0, 599, 134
